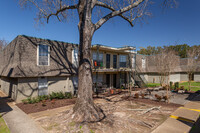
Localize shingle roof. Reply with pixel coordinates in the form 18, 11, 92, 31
0, 35, 77, 77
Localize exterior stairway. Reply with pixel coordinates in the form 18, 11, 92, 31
131, 64, 148, 88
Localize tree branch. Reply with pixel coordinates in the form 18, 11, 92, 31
95, 1, 134, 27
94, 0, 145, 31
46, 4, 78, 23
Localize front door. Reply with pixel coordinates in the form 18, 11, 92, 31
106, 74, 110, 87
38, 77, 48, 96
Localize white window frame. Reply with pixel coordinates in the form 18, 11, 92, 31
37, 44, 50, 66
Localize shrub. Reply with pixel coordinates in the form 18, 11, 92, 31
134, 93, 139, 98
141, 93, 145, 99
31, 98, 37, 104
41, 100, 46, 106
22, 99, 28, 104
180, 86, 184, 90
170, 82, 173, 90
27, 97, 32, 104
41, 95, 49, 100
162, 95, 168, 102
49, 92, 55, 100
174, 82, 179, 90
185, 89, 188, 93
155, 94, 162, 101
65, 92, 72, 99
176, 88, 180, 92
21, 91, 73, 104
58, 92, 65, 99
163, 86, 167, 90
51, 99, 55, 104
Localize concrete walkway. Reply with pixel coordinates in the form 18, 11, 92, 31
2, 105, 46, 133
0, 91, 45, 133
152, 95, 200, 133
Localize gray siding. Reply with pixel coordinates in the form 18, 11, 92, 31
194, 74, 200, 82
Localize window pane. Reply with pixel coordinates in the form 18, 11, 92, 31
73, 49, 78, 67
38, 44, 49, 65
39, 45, 48, 56
120, 55, 127, 62
120, 55, 127, 67
99, 53, 103, 61
93, 52, 97, 60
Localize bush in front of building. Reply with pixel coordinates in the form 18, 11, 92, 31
174, 82, 179, 90
22, 91, 72, 104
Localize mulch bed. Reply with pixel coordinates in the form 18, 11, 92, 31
16, 98, 76, 114
122, 96, 183, 108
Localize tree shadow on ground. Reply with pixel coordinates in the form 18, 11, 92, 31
0, 94, 13, 116
185, 90, 200, 101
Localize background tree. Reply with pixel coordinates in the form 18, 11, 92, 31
138, 46, 162, 55
156, 49, 178, 102
0, 39, 9, 51
137, 44, 194, 58
19, 0, 176, 122
186, 48, 199, 91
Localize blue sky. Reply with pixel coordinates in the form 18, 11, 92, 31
0, 0, 200, 50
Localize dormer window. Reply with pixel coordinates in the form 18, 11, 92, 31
142, 57, 146, 69
37, 44, 50, 66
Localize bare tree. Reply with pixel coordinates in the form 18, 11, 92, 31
156, 49, 178, 102
0, 39, 9, 51
19, 0, 177, 122
186, 48, 199, 91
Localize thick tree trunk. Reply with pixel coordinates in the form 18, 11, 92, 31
72, 0, 104, 122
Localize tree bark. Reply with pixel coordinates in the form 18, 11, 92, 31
72, 0, 104, 122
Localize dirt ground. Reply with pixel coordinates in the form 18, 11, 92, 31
17, 98, 76, 114
30, 93, 181, 133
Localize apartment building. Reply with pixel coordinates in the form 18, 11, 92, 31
0, 35, 136, 102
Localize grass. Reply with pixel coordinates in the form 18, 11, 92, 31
146, 83, 160, 87
146, 82, 200, 92
0, 115, 10, 133
180, 82, 200, 86
179, 82, 200, 91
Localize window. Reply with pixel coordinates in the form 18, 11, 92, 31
93, 52, 97, 60
120, 73, 127, 85
38, 77, 48, 96
142, 58, 146, 69
93, 74, 103, 83
38, 44, 49, 66
93, 52, 103, 68
113, 55, 117, 69
132, 54, 136, 69
73, 48, 78, 67
106, 54, 110, 68
120, 55, 127, 67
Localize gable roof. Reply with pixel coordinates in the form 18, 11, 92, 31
0, 35, 77, 78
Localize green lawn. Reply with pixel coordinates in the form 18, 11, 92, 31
146, 83, 160, 87
0, 115, 10, 133
146, 82, 200, 92
179, 82, 200, 92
